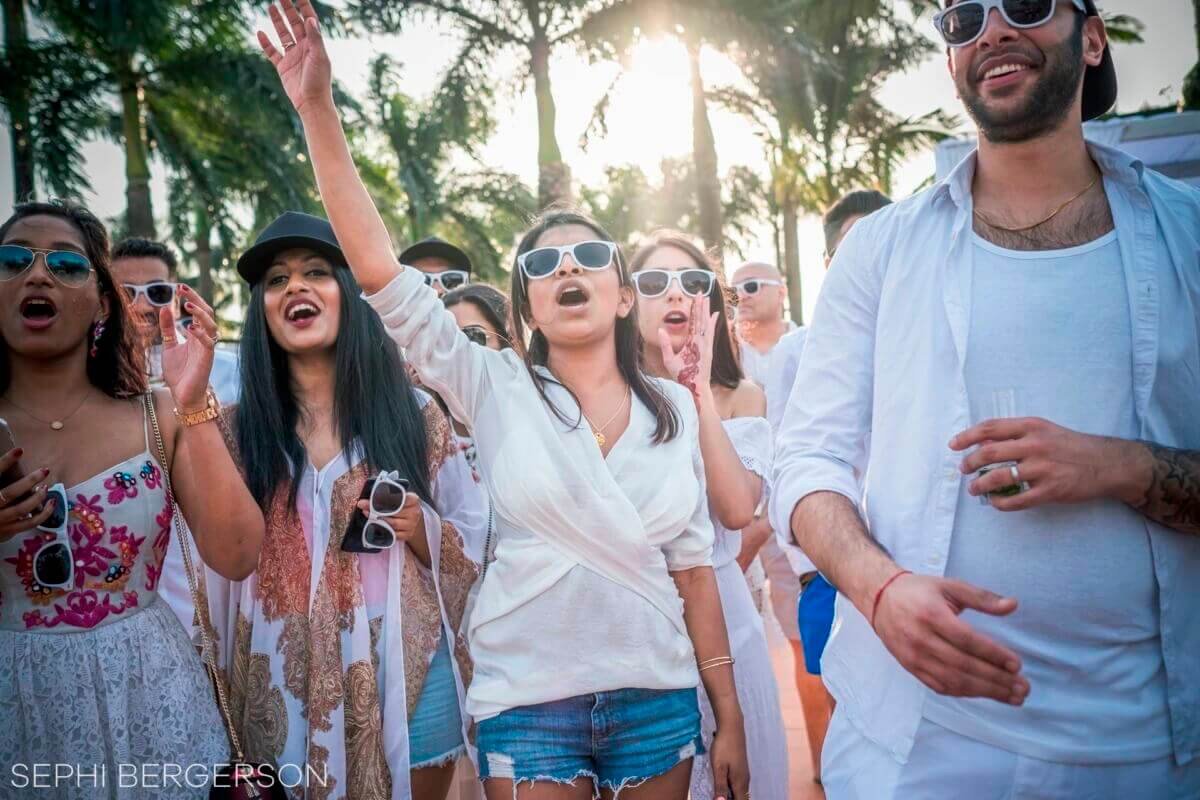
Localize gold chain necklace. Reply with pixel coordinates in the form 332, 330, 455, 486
3, 387, 93, 431
582, 390, 630, 448
973, 175, 1099, 233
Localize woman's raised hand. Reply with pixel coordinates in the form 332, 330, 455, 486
160, 285, 217, 412
658, 294, 719, 404
257, 0, 332, 116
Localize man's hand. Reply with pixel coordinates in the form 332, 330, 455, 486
872, 572, 1029, 704
951, 416, 1135, 512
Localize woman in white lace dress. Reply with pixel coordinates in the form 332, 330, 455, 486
632, 231, 790, 799
0, 200, 265, 799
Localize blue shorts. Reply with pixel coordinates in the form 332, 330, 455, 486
798, 573, 837, 675
408, 636, 465, 768
476, 687, 704, 793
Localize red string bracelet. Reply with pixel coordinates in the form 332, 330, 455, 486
870, 569, 913, 629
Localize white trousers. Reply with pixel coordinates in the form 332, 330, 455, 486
822, 707, 1200, 800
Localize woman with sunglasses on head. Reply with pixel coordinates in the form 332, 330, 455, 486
255, 3, 749, 798
210, 210, 487, 800
0, 200, 264, 799
631, 231, 789, 800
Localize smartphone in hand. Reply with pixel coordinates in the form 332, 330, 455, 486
0, 418, 25, 485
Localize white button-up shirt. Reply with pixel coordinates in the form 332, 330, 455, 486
771, 141, 1200, 766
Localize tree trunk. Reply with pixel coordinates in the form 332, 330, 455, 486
781, 199, 803, 326
119, 68, 155, 238
530, 34, 570, 209
688, 42, 723, 262
2, 0, 35, 201
194, 210, 214, 304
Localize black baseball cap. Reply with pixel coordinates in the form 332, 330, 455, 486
1078, 0, 1117, 121
237, 211, 347, 285
399, 237, 472, 274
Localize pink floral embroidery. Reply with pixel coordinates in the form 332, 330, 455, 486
23, 588, 138, 630
104, 471, 138, 505
140, 460, 162, 490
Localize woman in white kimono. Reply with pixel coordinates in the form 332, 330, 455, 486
254, 4, 749, 798
212, 209, 487, 800
631, 231, 791, 800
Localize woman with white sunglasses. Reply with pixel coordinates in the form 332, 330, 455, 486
255, 2, 749, 798
0, 200, 264, 799
631, 231, 789, 800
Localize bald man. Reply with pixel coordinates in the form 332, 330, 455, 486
731, 261, 794, 386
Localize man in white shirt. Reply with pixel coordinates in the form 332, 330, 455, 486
773, 2, 1200, 797
111, 238, 241, 635
766, 189, 892, 786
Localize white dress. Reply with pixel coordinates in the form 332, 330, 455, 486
689, 416, 790, 800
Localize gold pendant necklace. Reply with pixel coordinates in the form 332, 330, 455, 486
583, 390, 630, 448
974, 174, 1099, 233
3, 387, 93, 431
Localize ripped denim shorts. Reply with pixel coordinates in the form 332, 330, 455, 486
476, 687, 703, 796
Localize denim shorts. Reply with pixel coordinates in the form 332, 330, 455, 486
408, 636, 465, 768
476, 687, 704, 794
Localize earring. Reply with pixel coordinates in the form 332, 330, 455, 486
90, 318, 107, 358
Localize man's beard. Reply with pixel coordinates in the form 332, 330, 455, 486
960, 34, 1085, 144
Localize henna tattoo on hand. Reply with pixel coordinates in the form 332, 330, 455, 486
1132, 442, 1200, 536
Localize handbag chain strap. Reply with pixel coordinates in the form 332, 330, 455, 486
143, 392, 246, 762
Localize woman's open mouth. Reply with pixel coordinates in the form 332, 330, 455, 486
284, 299, 321, 329
556, 281, 590, 309
663, 310, 689, 330
19, 297, 59, 330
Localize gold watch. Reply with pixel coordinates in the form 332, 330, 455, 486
175, 388, 220, 427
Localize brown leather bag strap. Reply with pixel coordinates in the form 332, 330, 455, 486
143, 392, 245, 762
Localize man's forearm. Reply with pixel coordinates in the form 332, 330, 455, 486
1120, 441, 1200, 536
790, 491, 899, 616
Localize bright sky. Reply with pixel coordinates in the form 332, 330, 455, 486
1, 1, 1196, 322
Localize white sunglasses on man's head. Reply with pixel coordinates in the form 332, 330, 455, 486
423, 270, 469, 292
934, 0, 1087, 48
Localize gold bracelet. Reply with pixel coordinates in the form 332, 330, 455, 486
174, 388, 220, 427
698, 656, 735, 672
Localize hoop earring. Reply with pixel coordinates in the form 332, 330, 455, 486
90, 318, 107, 359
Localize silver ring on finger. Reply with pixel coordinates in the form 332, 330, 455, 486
283, 40, 296, 51
1009, 464, 1021, 484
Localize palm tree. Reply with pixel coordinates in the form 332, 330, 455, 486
1, 0, 35, 201
352, 0, 652, 210
717, 2, 953, 324
362, 54, 535, 281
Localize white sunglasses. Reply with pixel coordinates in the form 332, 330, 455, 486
517, 240, 617, 280
933, 0, 1087, 48
33, 484, 73, 589
122, 281, 178, 307
423, 270, 469, 292
734, 278, 783, 295
361, 471, 409, 551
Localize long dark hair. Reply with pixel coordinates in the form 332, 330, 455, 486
630, 230, 743, 391
442, 284, 513, 349
0, 200, 145, 398
236, 259, 433, 509
509, 208, 680, 444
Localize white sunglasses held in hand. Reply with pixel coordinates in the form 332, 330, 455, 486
341, 471, 409, 553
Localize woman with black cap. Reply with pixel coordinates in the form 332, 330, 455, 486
212, 209, 488, 799
256, 3, 750, 799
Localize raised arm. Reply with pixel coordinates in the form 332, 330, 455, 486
257, 0, 498, 423
256, 0, 396, 294
659, 300, 762, 530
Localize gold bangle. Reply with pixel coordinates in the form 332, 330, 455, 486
698, 656, 735, 673
175, 388, 220, 427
